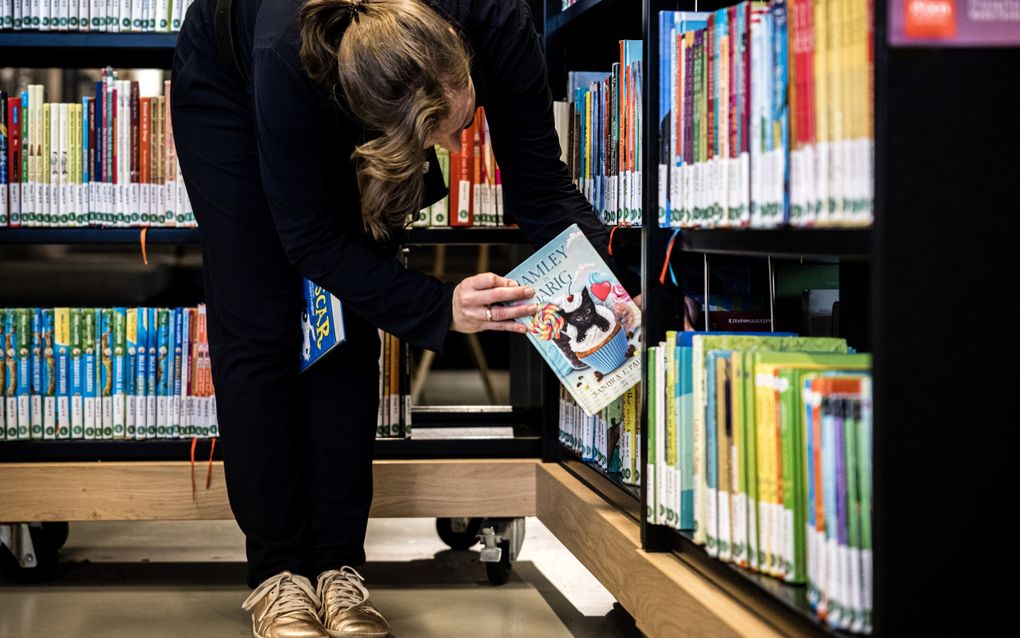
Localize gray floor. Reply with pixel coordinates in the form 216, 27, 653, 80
0, 518, 644, 638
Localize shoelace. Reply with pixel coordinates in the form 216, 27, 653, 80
317, 567, 371, 617
242, 572, 322, 624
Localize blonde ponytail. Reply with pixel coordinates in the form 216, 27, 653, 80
299, 0, 472, 241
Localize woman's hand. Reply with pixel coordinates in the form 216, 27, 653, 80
451, 273, 536, 334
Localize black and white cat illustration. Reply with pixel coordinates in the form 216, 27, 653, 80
559, 287, 611, 344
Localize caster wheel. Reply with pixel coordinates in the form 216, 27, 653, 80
436, 517, 482, 550
484, 540, 512, 586
0, 523, 62, 583
40, 523, 70, 551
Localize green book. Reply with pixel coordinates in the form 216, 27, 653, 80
693, 335, 846, 553
751, 352, 871, 582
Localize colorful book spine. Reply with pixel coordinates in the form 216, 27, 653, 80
145, 306, 158, 438
29, 309, 44, 439
171, 307, 182, 438
82, 308, 97, 439
99, 308, 113, 438
2, 311, 13, 439
134, 307, 148, 439
111, 307, 126, 438
15, 308, 31, 439
155, 307, 169, 438
54, 307, 71, 438
40, 308, 56, 439
69, 308, 84, 438
125, 307, 137, 439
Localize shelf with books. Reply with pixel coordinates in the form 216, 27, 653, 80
0, 33, 177, 69
0, 227, 199, 244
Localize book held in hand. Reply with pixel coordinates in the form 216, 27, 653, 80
300, 279, 345, 373
506, 224, 641, 415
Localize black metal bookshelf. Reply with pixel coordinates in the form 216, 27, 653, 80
0, 227, 200, 244
0, 32, 178, 68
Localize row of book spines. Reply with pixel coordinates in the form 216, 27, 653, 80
657, 1, 873, 230
412, 108, 504, 228
0, 79, 195, 227
560, 41, 644, 227
0, 0, 194, 31
558, 383, 642, 486
646, 333, 872, 634
376, 331, 409, 439
0, 305, 217, 442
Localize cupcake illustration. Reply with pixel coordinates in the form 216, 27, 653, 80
559, 287, 629, 374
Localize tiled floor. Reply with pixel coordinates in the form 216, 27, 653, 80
0, 518, 645, 637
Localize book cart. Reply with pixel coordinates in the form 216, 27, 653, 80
2, 1, 1015, 636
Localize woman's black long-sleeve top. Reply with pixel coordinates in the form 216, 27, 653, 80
182, 0, 638, 353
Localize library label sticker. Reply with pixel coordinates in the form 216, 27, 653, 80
891, 0, 1020, 46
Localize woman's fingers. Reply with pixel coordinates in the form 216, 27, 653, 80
472, 285, 534, 307
480, 320, 528, 334
465, 303, 537, 323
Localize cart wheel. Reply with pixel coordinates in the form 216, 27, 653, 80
0, 524, 61, 583
484, 540, 512, 586
40, 522, 70, 551
435, 517, 482, 550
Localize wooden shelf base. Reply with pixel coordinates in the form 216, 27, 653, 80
536, 463, 784, 638
0, 459, 538, 521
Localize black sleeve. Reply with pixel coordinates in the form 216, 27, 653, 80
251, 46, 455, 352
478, 2, 642, 296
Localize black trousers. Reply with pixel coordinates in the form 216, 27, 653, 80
171, 22, 381, 588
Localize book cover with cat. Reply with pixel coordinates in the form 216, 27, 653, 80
506, 224, 641, 416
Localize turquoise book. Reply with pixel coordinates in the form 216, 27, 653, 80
505, 224, 641, 416
300, 279, 346, 373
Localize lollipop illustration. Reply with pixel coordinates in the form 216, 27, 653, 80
528, 303, 586, 370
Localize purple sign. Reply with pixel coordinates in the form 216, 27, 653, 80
890, 0, 1020, 46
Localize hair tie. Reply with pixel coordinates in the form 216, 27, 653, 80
345, 0, 368, 22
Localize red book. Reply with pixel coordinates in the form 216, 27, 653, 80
7, 98, 21, 227
450, 123, 473, 226
139, 98, 150, 186
130, 82, 139, 185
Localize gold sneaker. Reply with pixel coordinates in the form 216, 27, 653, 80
242, 571, 330, 638
316, 567, 391, 638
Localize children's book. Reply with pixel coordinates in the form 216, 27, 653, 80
505, 224, 641, 416
300, 278, 345, 373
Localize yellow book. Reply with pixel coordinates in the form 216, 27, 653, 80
665, 333, 678, 526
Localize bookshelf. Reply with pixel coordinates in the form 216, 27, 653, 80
3, 2, 1012, 634
540, 0, 1017, 636
0, 32, 177, 68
